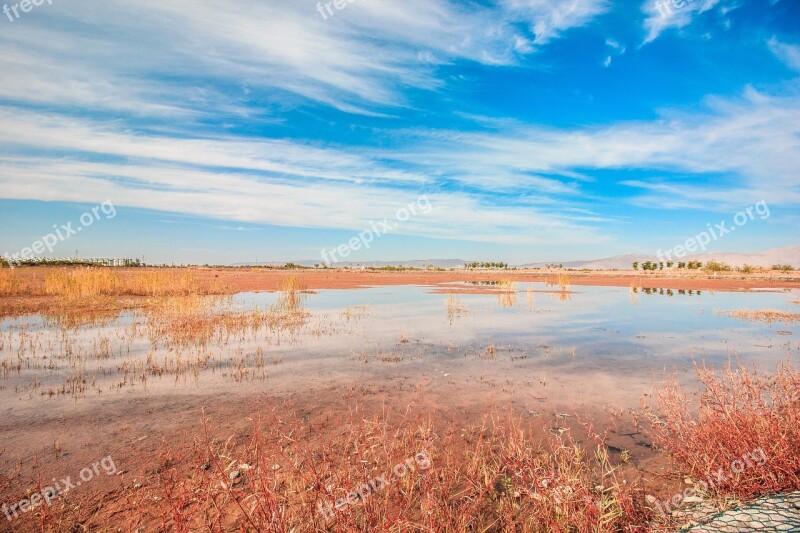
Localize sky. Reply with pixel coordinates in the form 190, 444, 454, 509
0, 0, 798, 265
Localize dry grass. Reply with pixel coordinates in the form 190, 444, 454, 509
642, 360, 800, 500
0, 269, 23, 296
275, 275, 308, 314
145, 279, 309, 349
43, 269, 222, 298
497, 280, 516, 308
445, 294, 468, 322
0, 267, 225, 299
725, 309, 800, 324
93, 405, 652, 532
0, 268, 228, 327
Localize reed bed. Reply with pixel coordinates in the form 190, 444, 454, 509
43, 269, 224, 298
0, 269, 23, 296
145, 299, 308, 349
0, 275, 315, 398
0, 267, 226, 299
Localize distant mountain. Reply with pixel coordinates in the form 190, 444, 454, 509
519, 260, 593, 269
521, 245, 800, 270
229, 245, 799, 270
231, 259, 470, 269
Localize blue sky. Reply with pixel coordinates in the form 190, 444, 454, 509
0, 0, 798, 265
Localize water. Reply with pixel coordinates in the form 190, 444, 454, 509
1, 283, 798, 417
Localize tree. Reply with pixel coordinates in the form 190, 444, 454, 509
633, 262, 639, 270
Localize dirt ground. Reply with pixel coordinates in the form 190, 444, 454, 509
194, 267, 800, 293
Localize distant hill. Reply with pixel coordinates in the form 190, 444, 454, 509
521, 245, 800, 270
229, 245, 799, 270
231, 259, 470, 269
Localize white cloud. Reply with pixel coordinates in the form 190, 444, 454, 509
389, 87, 800, 207
501, 0, 609, 45
768, 37, 800, 72
641, 0, 721, 44
1, 85, 799, 245
0, 107, 609, 246
0, 0, 608, 116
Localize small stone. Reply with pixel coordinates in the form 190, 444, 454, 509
200, 463, 211, 471
645, 495, 657, 504
228, 470, 242, 481
271, 464, 281, 471
133, 483, 142, 490
684, 477, 693, 485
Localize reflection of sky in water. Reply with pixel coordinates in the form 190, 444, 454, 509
1, 284, 798, 413
234, 283, 799, 367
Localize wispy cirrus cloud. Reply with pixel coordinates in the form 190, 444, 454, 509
387, 86, 800, 207
500, 0, 610, 46
0, 0, 609, 116
769, 37, 800, 72
641, 0, 722, 44
1, 83, 798, 244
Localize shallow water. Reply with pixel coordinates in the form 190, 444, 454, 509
1, 283, 798, 417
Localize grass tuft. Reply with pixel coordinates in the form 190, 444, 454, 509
642, 360, 800, 500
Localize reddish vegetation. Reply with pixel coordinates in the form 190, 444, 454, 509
19, 403, 653, 532
3, 362, 798, 531
643, 360, 800, 499
2, 267, 799, 306
189, 267, 800, 293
